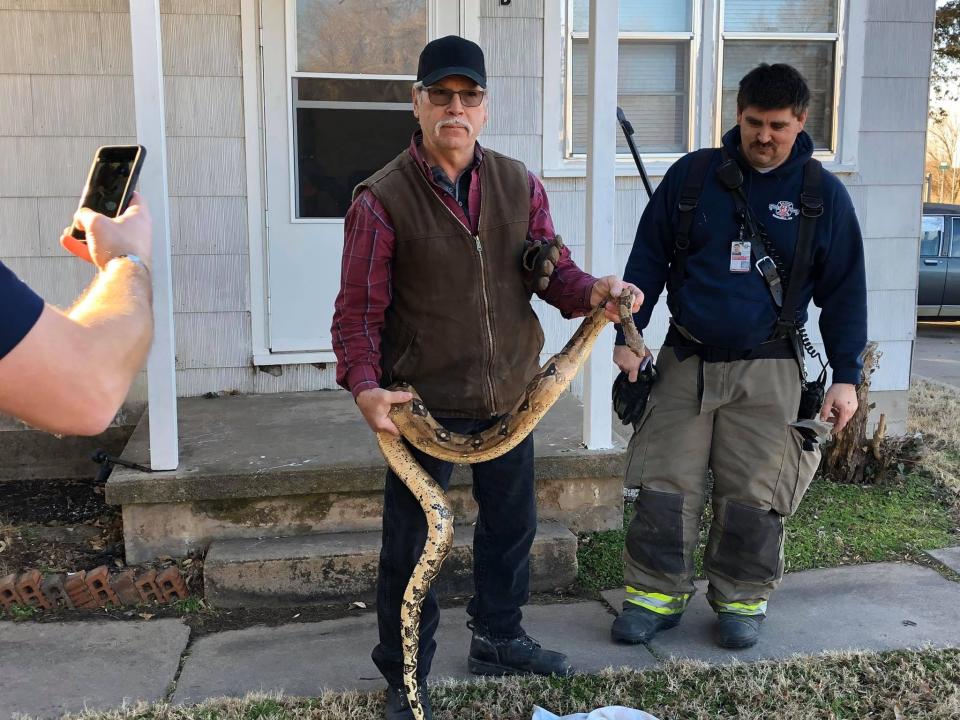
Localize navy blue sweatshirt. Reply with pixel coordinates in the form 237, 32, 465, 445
619, 127, 867, 385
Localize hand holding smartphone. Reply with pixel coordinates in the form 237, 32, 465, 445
71, 145, 146, 240
61, 145, 152, 271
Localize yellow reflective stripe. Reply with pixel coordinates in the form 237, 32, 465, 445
714, 599, 767, 616
625, 587, 686, 603
625, 598, 676, 615
624, 587, 690, 615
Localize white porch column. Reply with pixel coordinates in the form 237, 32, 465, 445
130, 1, 178, 470
582, 0, 619, 449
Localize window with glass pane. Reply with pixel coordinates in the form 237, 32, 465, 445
293, 1, 425, 219
920, 217, 943, 256
568, 0, 692, 156
294, 79, 417, 218
952, 218, 960, 258
720, 42, 835, 147
724, 0, 836, 33
720, 0, 839, 150
297, 0, 425, 75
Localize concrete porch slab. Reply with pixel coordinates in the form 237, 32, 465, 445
0, 619, 190, 719
107, 391, 628, 562
601, 562, 960, 664
172, 602, 658, 705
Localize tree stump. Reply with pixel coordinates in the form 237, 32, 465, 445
822, 341, 882, 484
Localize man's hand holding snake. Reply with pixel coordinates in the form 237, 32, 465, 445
357, 387, 414, 437
590, 276, 643, 323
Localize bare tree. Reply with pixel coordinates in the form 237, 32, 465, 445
926, 110, 960, 204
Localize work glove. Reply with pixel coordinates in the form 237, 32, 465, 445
612, 362, 659, 427
522, 235, 565, 294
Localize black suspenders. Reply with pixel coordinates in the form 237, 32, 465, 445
668, 148, 715, 314
667, 147, 826, 378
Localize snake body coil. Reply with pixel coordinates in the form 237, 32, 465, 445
375, 292, 642, 720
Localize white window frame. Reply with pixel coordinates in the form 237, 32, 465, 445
542, 0, 864, 178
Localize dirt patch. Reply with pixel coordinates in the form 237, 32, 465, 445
0, 478, 124, 578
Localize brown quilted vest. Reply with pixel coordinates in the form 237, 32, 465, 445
354, 147, 544, 418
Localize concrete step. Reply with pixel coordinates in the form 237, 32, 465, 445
107, 391, 626, 563
203, 520, 577, 607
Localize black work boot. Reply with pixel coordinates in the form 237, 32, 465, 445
716, 613, 764, 649
468, 627, 573, 677
384, 683, 432, 720
611, 603, 682, 644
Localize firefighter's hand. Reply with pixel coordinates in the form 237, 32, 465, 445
614, 344, 652, 383
820, 383, 858, 434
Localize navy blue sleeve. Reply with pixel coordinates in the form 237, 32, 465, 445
0, 260, 45, 360
615, 160, 684, 345
813, 179, 867, 385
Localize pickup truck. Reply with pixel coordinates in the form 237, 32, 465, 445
919, 202, 960, 320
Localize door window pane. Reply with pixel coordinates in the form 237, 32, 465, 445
296, 0, 426, 75
720, 41, 834, 149
293, 79, 417, 218
573, 0, 691, 33
297, 77, 412, 103
952, 218, 960, 258
571, 40, 688, 154
724, 0, 837, 33
921, 216, 944, 256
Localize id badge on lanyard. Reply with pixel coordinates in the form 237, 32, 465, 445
730, 239, 751, 273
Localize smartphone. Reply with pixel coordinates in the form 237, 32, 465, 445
70, 144, 146, 240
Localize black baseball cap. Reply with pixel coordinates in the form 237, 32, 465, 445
417, 35, 487, 88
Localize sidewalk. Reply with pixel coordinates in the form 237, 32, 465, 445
3, 553, 960, 719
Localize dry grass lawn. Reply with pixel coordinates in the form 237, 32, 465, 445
64, 648, 960, 720
908, 378, 960, 503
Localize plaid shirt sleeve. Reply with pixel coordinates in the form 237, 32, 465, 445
331, 189, 395, 400
526, 172, 597, 318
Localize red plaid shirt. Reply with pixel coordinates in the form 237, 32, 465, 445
331, 134, 598, 399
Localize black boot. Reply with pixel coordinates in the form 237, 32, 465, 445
468, 627, 573, 677
611, 603, 682, 644
716, 613, 764, 649
384, 683, 432, 720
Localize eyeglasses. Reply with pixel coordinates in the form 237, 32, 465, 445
422, 86, 486, 108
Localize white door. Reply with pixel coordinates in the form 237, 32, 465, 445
260, 0, 463, 359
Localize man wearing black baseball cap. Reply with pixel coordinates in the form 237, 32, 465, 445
332, 35, 643, 720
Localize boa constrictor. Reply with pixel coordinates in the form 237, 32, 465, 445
375, 290, 643, 720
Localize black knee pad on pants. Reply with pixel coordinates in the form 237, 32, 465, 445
713, 501, 782, 583
626, 487, 686, 575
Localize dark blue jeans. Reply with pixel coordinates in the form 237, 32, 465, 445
371, 416, 537, 688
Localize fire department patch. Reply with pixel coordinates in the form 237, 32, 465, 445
769, 200, 800, 221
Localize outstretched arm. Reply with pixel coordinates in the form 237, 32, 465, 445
0, 196, 153, 435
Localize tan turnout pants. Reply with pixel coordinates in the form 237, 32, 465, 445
623, 345, 821, 611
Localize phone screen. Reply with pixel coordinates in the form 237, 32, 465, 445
86, 159, 133, 215
72, 145, 144, 240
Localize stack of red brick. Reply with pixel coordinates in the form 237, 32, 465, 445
0, 565, 189, 611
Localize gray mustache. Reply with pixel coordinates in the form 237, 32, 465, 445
435, 118, 473, 134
